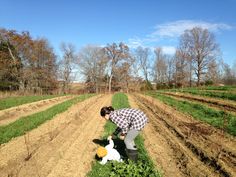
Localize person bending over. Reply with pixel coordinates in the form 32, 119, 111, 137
100, 106, 148, 161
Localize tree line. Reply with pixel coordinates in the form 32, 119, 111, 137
0, 27, 236, 94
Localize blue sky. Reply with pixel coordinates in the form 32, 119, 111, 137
0, 0, 236, 65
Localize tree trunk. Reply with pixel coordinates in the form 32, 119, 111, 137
108, 74, 113, 93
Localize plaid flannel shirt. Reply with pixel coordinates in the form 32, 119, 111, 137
109, 108, 148, 134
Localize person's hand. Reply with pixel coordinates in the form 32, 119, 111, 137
119, 135, 125, 140
107, 135, 112, 140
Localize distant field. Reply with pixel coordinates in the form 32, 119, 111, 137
0, 95, 63, 110
165, 85, 236, 91
158, 86, 236, 101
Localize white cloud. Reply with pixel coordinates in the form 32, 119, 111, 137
127, 20, 232, 52
150, 20, 232, 38
162, 46, 176, 55
127, 37, 144, 49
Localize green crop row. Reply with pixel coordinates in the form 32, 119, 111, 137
0, 94, 95, 145
87, 93, 161, 177
147, 92, 236, 136
0, 95, 64, 110
201, 85, 236, 91
164, 89, 236, 101
161, 85, 236, 92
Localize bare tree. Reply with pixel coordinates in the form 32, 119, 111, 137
135, 46, 150, 82
78, 45, 107, 93
232, 60, 236, 78
222, 62, 236, 85
59, 43, 76, 93
103, 42, 130, 93
173, 49, 188, 87
153, 48, 168, 86
179, 27, 219, 86
166, 55, 175, 86
205, 59, 220, 84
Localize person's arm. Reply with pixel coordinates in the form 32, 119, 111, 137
111, 127, 122, 138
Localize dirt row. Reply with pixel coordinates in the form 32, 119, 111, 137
128, 93, 236, 177
161, 92, 236, 114
0, 95, 75, 126
198, 90, 236, 94
0, 94, 112, 177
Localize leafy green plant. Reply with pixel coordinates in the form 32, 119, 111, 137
109, 160, 159, 177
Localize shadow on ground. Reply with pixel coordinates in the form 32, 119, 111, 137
93, 138, 127, 160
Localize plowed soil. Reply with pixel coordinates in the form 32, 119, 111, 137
0, 94, 112, 177
1, 93, 235, 177
161, 92, 236, 113
0, 95, 75, 126
128, 93, 236, 177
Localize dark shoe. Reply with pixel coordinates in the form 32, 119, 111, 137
125, 148, 138, 162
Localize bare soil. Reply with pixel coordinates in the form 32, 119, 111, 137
128, 93, 236, 177
0, 94, 112, 177
0, 95, 75, 126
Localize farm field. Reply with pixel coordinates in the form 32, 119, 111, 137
0, 92, 235, 177
0, 95, 64, 110
162, 87, 236, 101
0, 95, 75, 126
130, 93, 236, 177
0, 94, 110, 177
158, 91, 236, 113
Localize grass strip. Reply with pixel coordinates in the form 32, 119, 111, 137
200, 85, 236, 91
147, 92, 236, 136
161, 85, 236, 91
0, 94, 95, 145
0, 95, 64, 110
161, 88, 236, 101
87, 93, 161, 177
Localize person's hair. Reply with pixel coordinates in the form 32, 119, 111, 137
100, 106, 114, 117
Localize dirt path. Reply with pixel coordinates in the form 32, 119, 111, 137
0, 95, 75, 126
161, 92, 236, 113
128, 93, 236, 177
0, 94, 112, 177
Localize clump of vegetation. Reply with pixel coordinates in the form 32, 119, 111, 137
87, 93, 161, 177
109, 160, 159, 177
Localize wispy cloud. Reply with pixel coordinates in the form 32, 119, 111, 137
149, 20, 232, 38
162, 46, 176, 55
127, 20, 232, 54
127, 37, 144, 48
